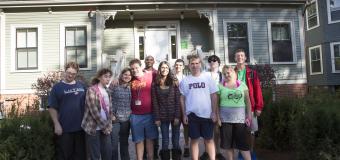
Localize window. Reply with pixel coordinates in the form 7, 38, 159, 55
60, 23, 91, 70
268, 22, 296, 63
16, 28, 38, 70
309, 45, 323, 75
138, 36, 145, 60
306, 0, 319, 30
224, 21, 251, 63
330, 42, 340, 73
65, 27, 87, 68
327, 0, 340, 23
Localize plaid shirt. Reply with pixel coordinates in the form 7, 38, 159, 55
81, 86, 112, 135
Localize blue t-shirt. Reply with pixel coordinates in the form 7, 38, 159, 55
48, 81, 86, 133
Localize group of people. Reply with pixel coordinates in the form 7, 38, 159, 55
48, 48, 263, 160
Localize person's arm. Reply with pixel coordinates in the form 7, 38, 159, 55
174, 86, 181, 126
48, 108, 62, 135
180, 95, 188, 125
151, 84, 161, 126
210, 92, 218, 123
253, 70, 264, 116
244, 90, 252, 127
216, 95, 221, 126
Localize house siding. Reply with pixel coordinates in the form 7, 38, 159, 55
305, 0, 340, 86
217, 7, 305, 81
3, 11, 96, 90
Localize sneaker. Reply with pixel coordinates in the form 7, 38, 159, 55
183, 148, 190, 157
199, 152, 209, 160
216, 153, 226, 160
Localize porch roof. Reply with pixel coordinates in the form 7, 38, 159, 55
0, 0, 306, 8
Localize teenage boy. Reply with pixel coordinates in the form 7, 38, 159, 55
174, 59, 191, 157
48, 62, 86, 160
180, 55, 218, 160
130, 59, 159, 160
200, 55, 226, 160
234, 49, 264, 158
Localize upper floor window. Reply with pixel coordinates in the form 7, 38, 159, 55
330, 42, 340, 73
65, 27, 87, 68
16, 28, 38, 70
268, 22, 296, 64
224, 21, 251, 63
327, 0, 340, 23
308, 45, 323, 75
306, 0, 319, 30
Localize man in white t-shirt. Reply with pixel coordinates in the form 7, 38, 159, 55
179, 55, 218, 160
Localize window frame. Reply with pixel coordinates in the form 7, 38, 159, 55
267, 20, 297, 64
327, 0, 340, 24
10, 24, 42, 73
330, 42, 340, 73
308, 45, 323, 75
223, 19, 253, 65
59, 23, 91, 70
306, 0, 320, 30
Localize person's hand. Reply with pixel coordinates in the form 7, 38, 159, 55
109, 79, 119, 89
173, 118, 180, 126
182, 115, 188, 125
211, 113, 217, 123
103, 128, 111, 135
54, 123, 63, 136
112, 115, 116, 122
155, 120, 161, 127
245, 116, 252, 127
217, 119, 222, 127
255, 110, 262, 117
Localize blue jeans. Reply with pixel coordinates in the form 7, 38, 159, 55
86, 131, 112, 160
111, 121, 130, 160
160, 121, 180, 150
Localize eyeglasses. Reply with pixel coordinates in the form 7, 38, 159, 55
66, 71, 77, 76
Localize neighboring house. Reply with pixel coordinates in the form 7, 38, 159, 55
305, 0, 340, 92
0, 0, 307, 108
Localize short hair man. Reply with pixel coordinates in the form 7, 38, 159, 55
48, 62, 86, 160
200, 55, 226, 160
180, 55, 218, 160
234, 49, 264, 157
129, 59, 159, 160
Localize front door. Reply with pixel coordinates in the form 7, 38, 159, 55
135, 21, 180, 68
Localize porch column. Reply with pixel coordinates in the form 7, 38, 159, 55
197, 10, 220, 59
96, 10, 117, 70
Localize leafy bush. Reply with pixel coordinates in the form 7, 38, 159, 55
258, 92, 340, 160
0, 111, 55, 160
294, 93, 340, 160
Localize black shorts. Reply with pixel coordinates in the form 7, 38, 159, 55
188, 113, 214, 140
220, 123, 250, 151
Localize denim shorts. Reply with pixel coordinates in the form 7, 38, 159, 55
130, 114, 158, 143
188, 113, 214, 140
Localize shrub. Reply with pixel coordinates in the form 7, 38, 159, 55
0, 111, 55, 160
258, 92, 340, 160
294, 94, 340, 160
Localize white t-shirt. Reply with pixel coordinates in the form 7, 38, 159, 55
97, 86, 109, 130
179, 73, 218, 118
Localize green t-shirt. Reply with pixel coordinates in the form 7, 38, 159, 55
217, 81, 248, 108
237, 68, 246, 83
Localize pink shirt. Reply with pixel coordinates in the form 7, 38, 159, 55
130, 71, 153, 114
